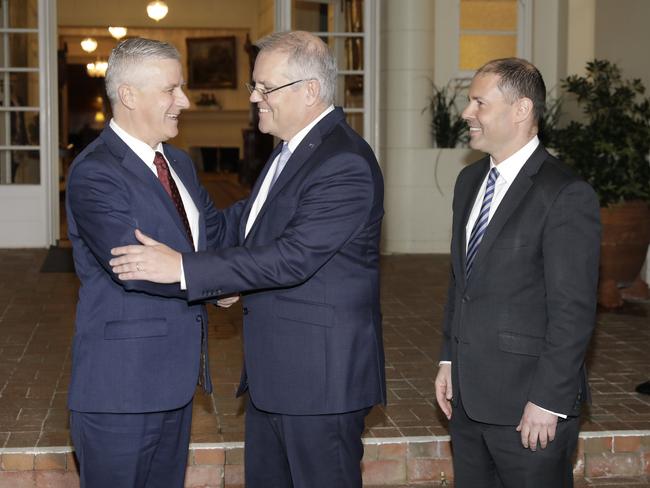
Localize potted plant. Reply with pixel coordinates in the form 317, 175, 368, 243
548, 59, 650, 308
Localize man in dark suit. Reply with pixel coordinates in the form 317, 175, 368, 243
434, 58, 600, 487
109, 31, 386, 488
66, 38, 235, 488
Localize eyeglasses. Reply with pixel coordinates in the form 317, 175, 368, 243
245, 79, 307, 100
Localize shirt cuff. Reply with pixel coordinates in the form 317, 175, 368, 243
180, 257, 187, 291
535, 404, 567, 419
438, 361, 451, 366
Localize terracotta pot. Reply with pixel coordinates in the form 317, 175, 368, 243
598, 201, 650, 308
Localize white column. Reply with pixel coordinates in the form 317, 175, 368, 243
380, 0, 436, 253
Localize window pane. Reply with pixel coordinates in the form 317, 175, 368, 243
0, 33, 39, 68
0, 0, 38, 29
0, 150, 39, 184
0, 71, 39, 107
345, 112, 363, 137
337, 74, 363, 108
293, 0, 363, 32
460, 0, 517, 31
0, 110, 39, 146
460, 34, 516, 71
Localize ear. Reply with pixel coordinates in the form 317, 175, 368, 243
515, 97, 534, 124
118, 84, 136, 110
304, 79, 321, 107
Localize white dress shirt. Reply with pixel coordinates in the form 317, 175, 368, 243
110, 119, 199, 251
465, 136, 539, 250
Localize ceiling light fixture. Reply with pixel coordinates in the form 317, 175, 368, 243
80, 37, 98, 53
86, 60, 108, 78
108, 26, 128, 40
146, 1, 168, 22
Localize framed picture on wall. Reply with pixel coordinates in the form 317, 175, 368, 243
186, 36, 237, 89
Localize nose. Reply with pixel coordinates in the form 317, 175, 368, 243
461, 103, 473, 121
177, 88, 190, 109
249, 89, 263, 104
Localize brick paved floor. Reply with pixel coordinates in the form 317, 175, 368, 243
0, 172, 648, 449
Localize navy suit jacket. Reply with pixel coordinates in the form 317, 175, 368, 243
440, 145, 601, 425
183, 107, 386, 415
66, 127, 231, 413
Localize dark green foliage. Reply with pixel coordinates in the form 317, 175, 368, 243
423, 81, 468, 148
548, 60, 650, 206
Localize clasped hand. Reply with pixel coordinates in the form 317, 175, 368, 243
109, 229, 238, 308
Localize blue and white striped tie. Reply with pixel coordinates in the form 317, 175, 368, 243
466, 167, 499, 279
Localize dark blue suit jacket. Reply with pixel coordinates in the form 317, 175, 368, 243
66, 127, 231, 413
183, 107, 386, 415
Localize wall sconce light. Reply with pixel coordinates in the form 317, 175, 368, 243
80, 37, 98, 53
108, 26, 128, 40
87, 60, 108, 78
146, 1, 168, 22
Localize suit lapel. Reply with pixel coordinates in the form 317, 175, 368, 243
242, 107, 346, 243
100, 128, 194, 251
466, 145, 548, 278
239, 143, 283, 243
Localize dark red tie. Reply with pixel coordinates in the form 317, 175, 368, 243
153, 151, 194, 245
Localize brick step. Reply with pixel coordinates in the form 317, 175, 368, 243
0, 431, 648, 487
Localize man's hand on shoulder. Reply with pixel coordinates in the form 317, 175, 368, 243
516, 401, 558, 451
109, 229, 182, 284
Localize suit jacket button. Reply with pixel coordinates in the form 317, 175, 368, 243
462, 295, 470, 303
243, 307, 249, 315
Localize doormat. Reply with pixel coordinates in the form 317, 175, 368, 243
40, 245, 75, 273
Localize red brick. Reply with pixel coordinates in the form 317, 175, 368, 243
0, 471, 35, 488
184, 465, 223, 488
584, 452, 642, 478
583, 436, 613, 454
361, 459, 406, 485
407, 441, 436, 459
193, 448, 225, 466
34, 453, 67, 471
225, 448, 244, 465
34, 470, 80, 488
643, 452, 650, 476
1, 453, 34, 471
224, 464, 244, 485
613, 435, 642, 452
378, 443, 407, 460
407, 457, 454, 482
66, 453, 78, 472
362, 443, 379, 461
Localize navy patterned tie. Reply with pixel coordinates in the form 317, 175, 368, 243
466, 167, 499, 278
153, 151, 193, 245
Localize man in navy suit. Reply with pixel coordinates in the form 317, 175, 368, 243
110, 31, 386, 488
66, 38, 236, 488
435, 58, 600, 487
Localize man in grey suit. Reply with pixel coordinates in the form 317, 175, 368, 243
435, 58, 600, 487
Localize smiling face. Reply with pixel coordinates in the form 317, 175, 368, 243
128, 58, 189, 148
249, 49, 310, 141
462, 72, 523, 164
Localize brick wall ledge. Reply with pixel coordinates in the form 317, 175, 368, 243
0, 430, 647, 487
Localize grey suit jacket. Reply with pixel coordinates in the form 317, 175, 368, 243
440, 144, 601, 425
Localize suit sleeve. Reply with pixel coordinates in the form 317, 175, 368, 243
67, 158, 187, 299
183, 152, 376, 300
440, 175, 463, 362
528, 179, 600, 413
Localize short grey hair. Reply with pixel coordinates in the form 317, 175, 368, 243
256, 31, 338, 105
105, 37, 180, 107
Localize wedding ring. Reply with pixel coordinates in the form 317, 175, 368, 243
136, 263, 143, 272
